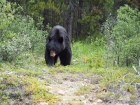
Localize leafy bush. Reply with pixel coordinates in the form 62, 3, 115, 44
0, 34, 31, 61
0, 1, 48, 62
103, 5, 140, 67
6, 15, 48, 53
0, 0, 14, 30
0, 0, 15, 44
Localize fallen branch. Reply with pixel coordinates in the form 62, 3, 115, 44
132, 66, 140, 75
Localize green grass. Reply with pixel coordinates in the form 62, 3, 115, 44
74, 85, 93, 95
0, 70, 61, 105
0, 37, 139, 104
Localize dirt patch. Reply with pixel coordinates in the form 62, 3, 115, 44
1, 71, 140, 105
40, 72, 140, 105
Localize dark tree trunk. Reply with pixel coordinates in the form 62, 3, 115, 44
64, 0, 75, 42
76, 0, 83, 38
64, 0, 69, 31
43, 9, 49, 30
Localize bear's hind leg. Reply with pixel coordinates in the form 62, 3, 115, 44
59, 49, 71, 66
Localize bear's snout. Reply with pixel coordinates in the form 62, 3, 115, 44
50, 50, 56, 57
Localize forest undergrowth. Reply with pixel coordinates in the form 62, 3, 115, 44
0, 40, 140, 105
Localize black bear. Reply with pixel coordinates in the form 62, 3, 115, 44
45, 25, 72, 66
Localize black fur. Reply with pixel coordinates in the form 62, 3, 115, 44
45, 25, 72, 66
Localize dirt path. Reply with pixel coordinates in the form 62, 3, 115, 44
41, 72, 140, 105
1, 70, 139, 105
46, 73, 103, 105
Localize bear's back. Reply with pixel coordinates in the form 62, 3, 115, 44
49, 25, 68, 39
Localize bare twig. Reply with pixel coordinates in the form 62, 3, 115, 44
132, 66, 140, 75
138, 58, 140, 75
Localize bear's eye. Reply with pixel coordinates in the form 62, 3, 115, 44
58, 37, 63, 44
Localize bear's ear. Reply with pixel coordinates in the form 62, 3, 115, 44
46, 37, 52, 44
58, 37, 63, 44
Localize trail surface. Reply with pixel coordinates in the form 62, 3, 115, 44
41, 72, 140, 105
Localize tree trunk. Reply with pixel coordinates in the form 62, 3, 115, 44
43, 9, 49, 30
76, 0, 83, 38
64, 0, 75, 42
64, 0, 69, 31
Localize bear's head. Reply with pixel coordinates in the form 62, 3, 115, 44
47, 28, 65, 57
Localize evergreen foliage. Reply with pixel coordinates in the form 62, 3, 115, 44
103, 5, 140, 66
0, 0, 48, 62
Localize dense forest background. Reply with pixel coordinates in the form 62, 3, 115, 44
0, 0, 140, 66
5, 0, 140, 39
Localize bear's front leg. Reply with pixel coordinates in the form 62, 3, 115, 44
45, 49, 54, 67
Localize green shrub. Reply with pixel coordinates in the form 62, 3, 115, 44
0, 34, 31, 61
0, 0, 15, 45
103, 5, 140, 67
0, 2, 49, 62
0, 0, 14, 30
6, 15, 48, 53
